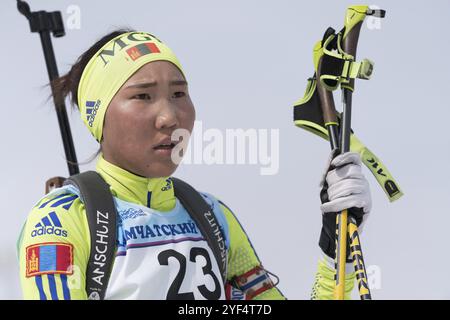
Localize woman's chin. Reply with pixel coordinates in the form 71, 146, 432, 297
143, 161, 179, 178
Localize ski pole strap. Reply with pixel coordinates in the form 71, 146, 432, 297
172, 178, 228, 283
292, 77, 403, 202
351, 136, 403, 202
63, 171, 117, 300
319, 31, 374, 91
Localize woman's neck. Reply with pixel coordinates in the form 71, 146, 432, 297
95, 154, 176, 211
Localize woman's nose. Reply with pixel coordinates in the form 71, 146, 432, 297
155, 102, 179, 130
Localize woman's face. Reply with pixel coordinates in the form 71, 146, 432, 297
101, 60, 195, 177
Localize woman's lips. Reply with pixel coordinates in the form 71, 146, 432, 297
153, 142, 176, 158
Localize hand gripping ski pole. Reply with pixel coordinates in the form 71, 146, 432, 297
293, 5, 400, 300
17, 0, 79, 177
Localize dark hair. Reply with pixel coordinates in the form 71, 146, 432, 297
52, 28, 135, 110
52, 28, 135, 164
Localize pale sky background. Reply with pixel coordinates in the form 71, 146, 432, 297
1, 0, 449, 299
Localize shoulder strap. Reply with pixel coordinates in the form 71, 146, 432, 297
63, 171, 117, 300
171, 177, 227, 283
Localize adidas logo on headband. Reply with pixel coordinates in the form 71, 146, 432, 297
86, 100, 101, 127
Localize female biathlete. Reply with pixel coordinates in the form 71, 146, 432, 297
18, 30, 371, 300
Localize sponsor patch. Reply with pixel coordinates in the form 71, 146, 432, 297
26, 243, 74, 278
126, 42, 161, 61
234, 266, 274, 299
31, 211, 68, 238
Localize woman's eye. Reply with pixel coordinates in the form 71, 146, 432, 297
173, 91, 186, 98
133, 93, 151, 100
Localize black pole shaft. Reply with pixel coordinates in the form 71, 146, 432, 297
340, 89, 352, 153
327, 126, 340, 151
39, 31, 79, 175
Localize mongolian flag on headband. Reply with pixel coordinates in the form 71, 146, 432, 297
126, 42, 161, 61
26, 243, 73, 277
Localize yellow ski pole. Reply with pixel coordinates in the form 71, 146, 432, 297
336, 5, 385, 300
348, 217, 371, 299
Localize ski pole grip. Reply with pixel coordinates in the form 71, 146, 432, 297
342, 21, 363, 91
314, 35, 338, 125
341, 6, 385, 90
317, 61, 338, 125
343, 6, 386, 58
342, 22, 363, 58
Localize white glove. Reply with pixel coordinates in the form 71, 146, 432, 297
320, 151, 372, 231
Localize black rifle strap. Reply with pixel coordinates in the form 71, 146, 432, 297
172, 177, 227, 283
63, 171, 117, 300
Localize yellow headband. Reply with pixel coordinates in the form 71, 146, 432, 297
78, 31, 185, 142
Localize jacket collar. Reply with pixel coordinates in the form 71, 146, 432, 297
96, 155, 176, 211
